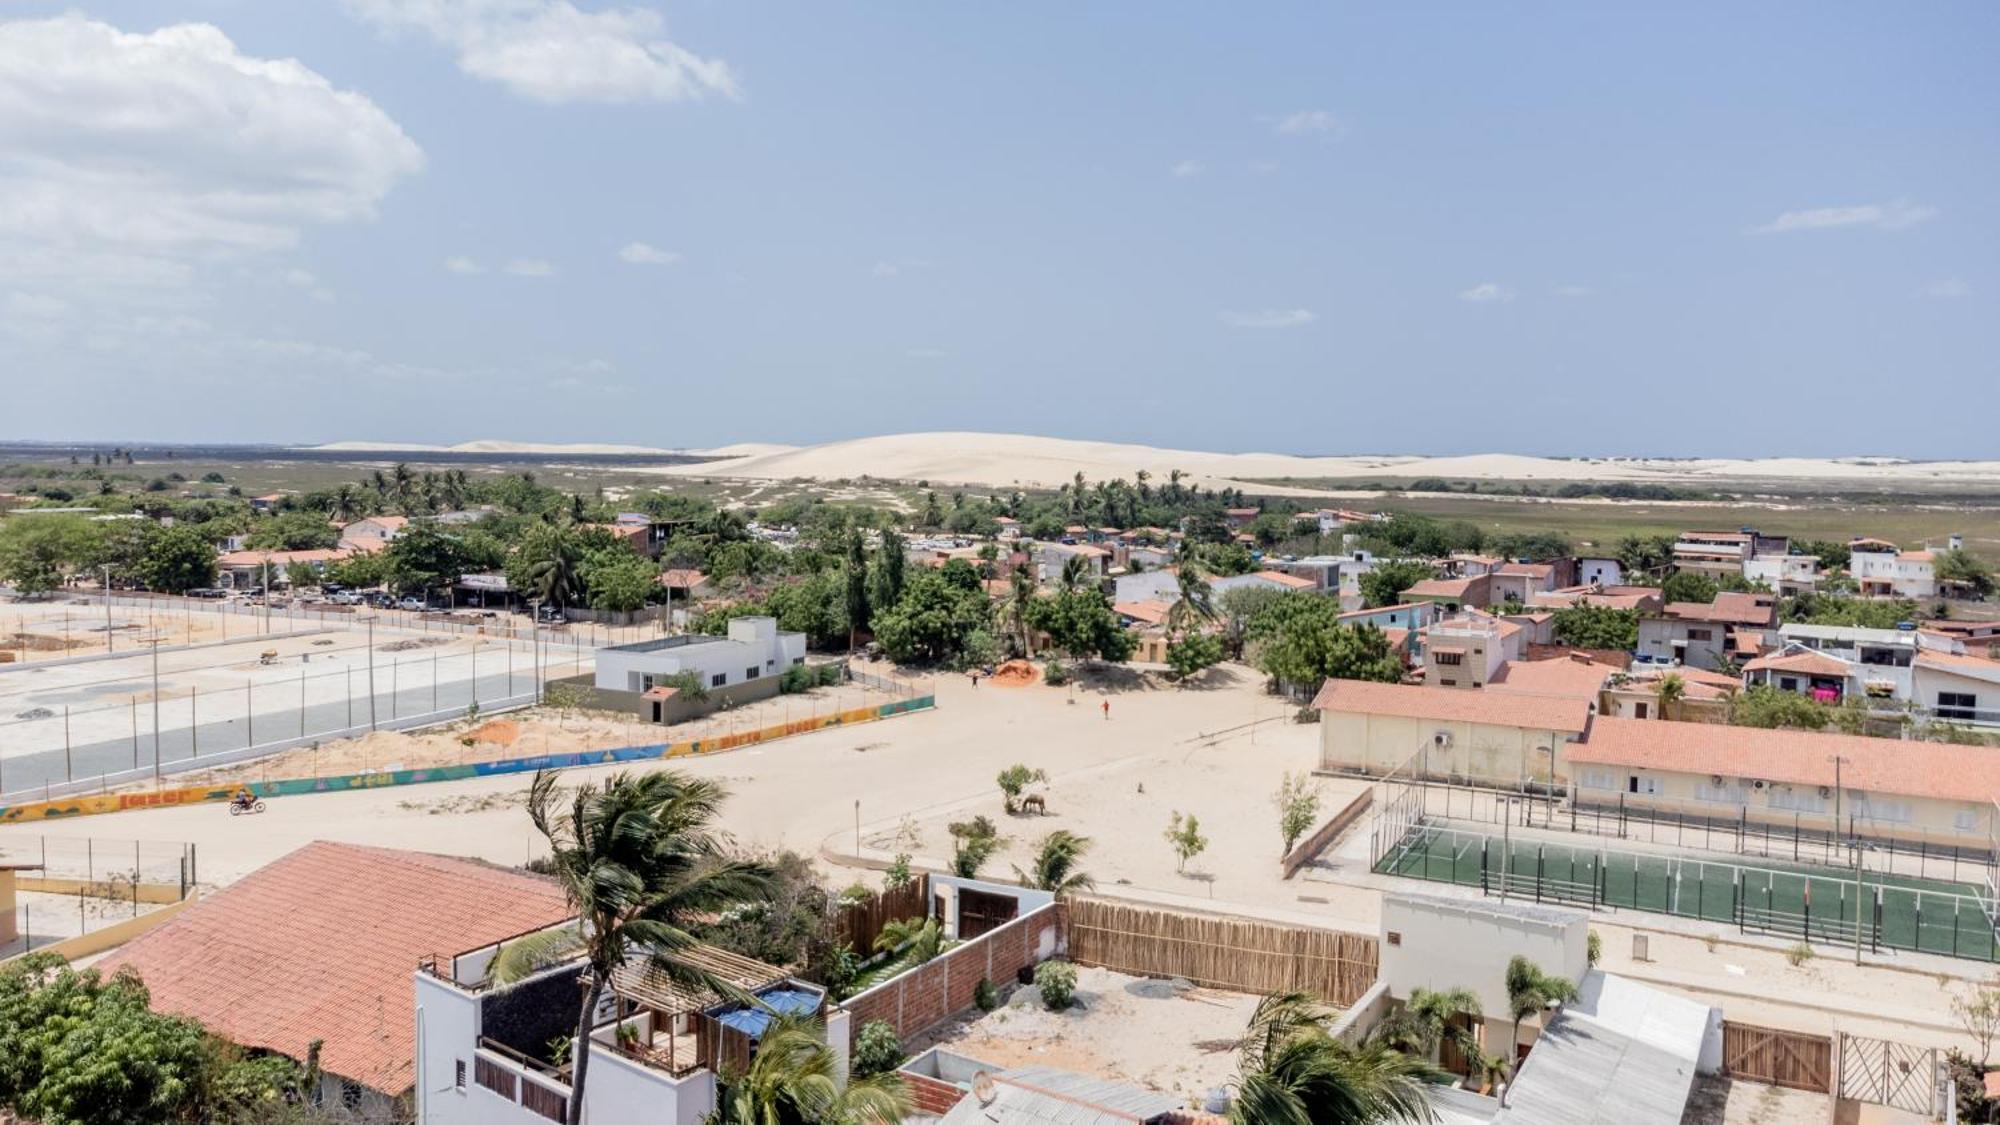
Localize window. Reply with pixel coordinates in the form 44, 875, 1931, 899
1435, 651, 1463, 666
793, 656, 806, 666
710, 672, 726, 688
1580, 769, 1614, 791
1687, 628, 1714, 642
1768, 787, 1827, 814
1779, 677, 1798, 692
1626, 775, 1659, 796
341, 1081, 364, 1110
1695, 783, 1744, 805
1634, 702, 1649, 719
1939, 692, 1978, 720
1439, 679, 1456, 687
1957, 809, 1981, 832
744, 666, 759, 680
454, 1060, 466, 1090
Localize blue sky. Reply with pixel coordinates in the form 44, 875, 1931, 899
1, 2, 1993, 456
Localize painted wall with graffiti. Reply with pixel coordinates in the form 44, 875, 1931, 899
0, 695, 934, 824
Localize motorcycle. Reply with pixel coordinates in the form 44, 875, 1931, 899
228, 798, 266, 816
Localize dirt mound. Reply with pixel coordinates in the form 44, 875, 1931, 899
990, 660, 1039, 687
466, 718, 521, 746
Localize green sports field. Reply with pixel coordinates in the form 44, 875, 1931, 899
1378, 823, 1998, 962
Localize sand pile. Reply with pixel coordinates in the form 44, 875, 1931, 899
990, 660, 1039, 687
466, 718, 521, 746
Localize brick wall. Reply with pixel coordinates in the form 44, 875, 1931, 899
904, 1073, 963, 1116
843, 904, 1058, 1049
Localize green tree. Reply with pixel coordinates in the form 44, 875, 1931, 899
1228, 991, 1440, 1125
1014, 830, 1095, 898
1935, 549, 1995, 598
997, 562, 1040, 658
1550, 605, 1639, 650
844, 531, 870, 652
1166, 632, 1226, 680
873, 916, 946, 965
0, 515, 101, 595
126, 523, 217, 594
1164, 810, 1208, 873
870, 566, 994, 666
0, 954, 211, 1125
1661, 570, 1718, 605
1164, 563, 1218, 639
764, 571, 850, 649
383, 524, 472, 599
1731, 684, 1834, 731
1257, 601, 1403, 694
501, 770, 776, 1125
1274, 772, 1321, 855
243, 510, 338, 551
1375, 986, 1483, 1066
867, 528, 907, 617
1360, 560, 1435, 608
1505, 956, 1579, 1055
511, 522, 585, 609
996, 764, 1046, 814
1615, 535, 1676, 578
1656, 673, 1687, 721
711, 1013, 907, 1125
1027, 586, 1136, 665
584, 552, 658, 613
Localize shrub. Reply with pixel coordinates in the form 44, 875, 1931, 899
1586, 929, 1602, 967
1042, 657, 1069, 686
851, 1019, 905, 1078
1785, 942, 1814, 967
1035, 959, 1077, 1011
974, 977, 999, 1012
815, 661, 844, 687
779, 665, 813, 693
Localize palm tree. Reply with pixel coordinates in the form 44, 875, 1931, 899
1229, 992, 1441, 1125
330, 484, 364, 524
873, 916, 945, 966
520, 523, 584, 609
1057, 554, 1091, 594
390, 462, 415, 513
1504, 956, 1579, 1061
1014, 830, 1094, 898
710, 1013, 908, 1124
998, 562, 1039, 658
1656, 673, 1686, 721
1164, 563, 1217, 640
503, 769, 775, 1125
1375, 987, 1482, 1068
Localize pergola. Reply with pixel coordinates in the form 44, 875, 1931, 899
605, 945, 794, 1074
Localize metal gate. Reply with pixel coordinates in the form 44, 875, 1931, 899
1837, 1032, 1944, 1117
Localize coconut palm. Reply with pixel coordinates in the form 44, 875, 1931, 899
1656, 673, 1686, 721
998, 562, 1039, 658
390, 461, 415, 512
1057, 554, 1092, 594
1504, 956, 1579, 1058
1375, 987, 1482, 1067
500, 769, 775, 1125
1164, 563, 1217, 640
1229, 992, 1441, 1125
519, 522, 584, 609
330, 484, 364, 524
873, 916, 945, 966
710, 1013, 908, 1125
1014, 830, 1095, 898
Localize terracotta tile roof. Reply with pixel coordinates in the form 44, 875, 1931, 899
1313, 679, 1592, 733
1569, 717, 2000, 804
1114, 600, 1171, 627
1915, 650, 2000, 684
1250, 569, 1316, 590
1405, 577, 1475, 598
1495, 562, 1554, 578
1487, 656, 1618, 703
1744, 650, 1853, 678
217, 548, 351, 568
658, 568, 708, 588
98, 842, 571, 1095
340, 516, 409, 532
1898, 550, 1935, 562
1662, 596, 1775, 627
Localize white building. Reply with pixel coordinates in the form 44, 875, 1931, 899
1849, 538, 1937, 600
1577, 557, 1624, 587
1742, 552, 1820, 595
593, 617, 805, 694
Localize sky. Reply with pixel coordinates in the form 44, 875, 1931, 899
1, 2, 1994, 457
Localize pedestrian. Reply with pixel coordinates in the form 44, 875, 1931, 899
1101, 698, 1110, 720
970, 670, 979, 689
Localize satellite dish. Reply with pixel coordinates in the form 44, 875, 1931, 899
972, 1071, 998, 1105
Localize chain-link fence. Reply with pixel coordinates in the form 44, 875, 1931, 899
0, 835, 197, 958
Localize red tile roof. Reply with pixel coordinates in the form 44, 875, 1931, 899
1744, 650, 1852, 678
1663, 596, 1775, 626
659, 568, 708, 588
1405, 577, 1476, 598
99, 842, 571, 1095
217, 548, 351, 568
1114, 600, 1171, 627
1249, 569, 1316, 590
1313, 678, 1592, 733
1569, 717, 2000, 804
1487, 656, 1618, 703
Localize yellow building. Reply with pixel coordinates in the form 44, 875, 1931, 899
1313, 679, 1592, 789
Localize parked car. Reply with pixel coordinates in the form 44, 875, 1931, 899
328, 591, 362, 606
396, 596, 425, 612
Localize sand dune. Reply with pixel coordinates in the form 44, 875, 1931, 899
312, 439, 674, 455
656, 432, 2000, 491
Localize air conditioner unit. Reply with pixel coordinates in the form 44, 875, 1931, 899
1752, 779, 1767, 790
1818, 786, 1832, 799
1710, 775, 1725, 787
1433, 731, 1452, 748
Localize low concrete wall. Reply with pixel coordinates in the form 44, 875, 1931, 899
19, 876, 186, 905
21, 888, 200, 962
1280, 788, 1374, 879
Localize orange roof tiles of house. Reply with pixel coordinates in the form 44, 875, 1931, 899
1663, 598, 1774, 627
1404, 577, 1475, 598
1899, 550, 1936, 562
1494, 562, 1554, 578
1312, 679, 1592, 733
1569, 718, 2000, 805
1744, 650, 1853, 678
1486, 656, 1619, 703
658, 568, 708, 588
217, 548, 350, 568
1914, 649, 2000, 683
1250, 569, 1316, 590
98, 842, 571, 1096
1114, 600, 1172, 627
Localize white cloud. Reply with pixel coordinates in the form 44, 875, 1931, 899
443, 256, 483, 274
1171, 159, 1204, 179
1276, 109, 1336, 135
0, 15, 423, 285
1221, 308, 1317, 329
1916, 278, 1970, 299
283, 268, 318, 288
1552, 285, 1593, 298
618, 241, 680, 265
345, 0, 736, 105
1750, 200, 1936, 235
503, 258, 555, 277
1458, 282, 1514, 303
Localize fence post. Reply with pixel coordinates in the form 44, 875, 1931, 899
63, 707, 72, 783
246, 680, 254, 749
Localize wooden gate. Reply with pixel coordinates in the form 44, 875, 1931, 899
1837, 1032, 1942, 1116
954, 888, 1019, 939
1719, 1021, 1831, 1093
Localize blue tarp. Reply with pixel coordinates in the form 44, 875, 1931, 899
713, 988, 821, 1039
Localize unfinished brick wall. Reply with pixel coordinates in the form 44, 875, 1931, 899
903, 1073, 963, 1116
843, 904, 1058, 1049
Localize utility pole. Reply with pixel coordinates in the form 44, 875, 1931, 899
151, 640, 162, 773
1852, 842, 1868, 965
102, 566, 114, 652
366, 616, 378, 731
